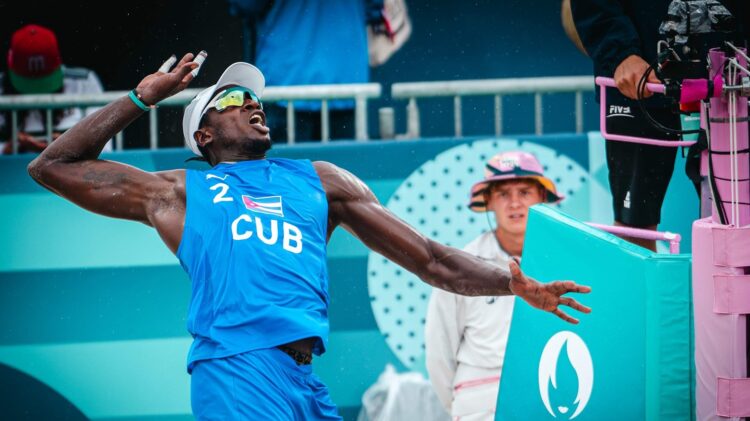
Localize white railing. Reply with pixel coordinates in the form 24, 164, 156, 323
390, 76, 594, 138
0, 83, 382, 152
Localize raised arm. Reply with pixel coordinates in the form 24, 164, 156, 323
27, 53, 200, 252
315, 161, 591, 323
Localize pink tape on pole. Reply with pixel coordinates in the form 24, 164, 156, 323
713, 275, 750, 314
712, 225, 750, 267
680, 79, 709, 103
717, 377, 750, 417
679, 75, 723, 103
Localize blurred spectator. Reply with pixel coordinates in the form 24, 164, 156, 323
572, 1, 750, 250
0, 24, 110, 154
227, 0, 371, 142
425, 151, 563, 421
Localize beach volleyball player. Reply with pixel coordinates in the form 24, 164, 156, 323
27, 52, 591, 419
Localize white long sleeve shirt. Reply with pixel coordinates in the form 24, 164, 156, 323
425, 231, 515, 418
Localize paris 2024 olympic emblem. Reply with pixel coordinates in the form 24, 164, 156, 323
538, 331, 593, 419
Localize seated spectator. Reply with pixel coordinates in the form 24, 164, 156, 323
0, 24, 110, 154
425, 151, 563, 420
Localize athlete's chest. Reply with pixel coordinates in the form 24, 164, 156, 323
188, 168, 328, 253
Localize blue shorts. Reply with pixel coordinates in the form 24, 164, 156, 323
191, 348, 342, 420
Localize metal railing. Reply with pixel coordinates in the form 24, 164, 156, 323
390, 75, 594, 138
0, 83, 382, 152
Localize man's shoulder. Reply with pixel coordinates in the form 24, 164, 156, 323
311, 160, 344, 184
311, 160, 337, 171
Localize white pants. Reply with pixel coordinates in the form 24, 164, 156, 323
451, 375, 499, 421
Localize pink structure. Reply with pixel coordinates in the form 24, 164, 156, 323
586, 223, 681, 254
693, 48, 750, 420
595, 77, 696, 147
596, 47, 750, 419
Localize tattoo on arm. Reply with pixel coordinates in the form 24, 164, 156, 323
82, 168, 128, 187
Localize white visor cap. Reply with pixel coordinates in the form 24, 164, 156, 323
182, 62, 265, 156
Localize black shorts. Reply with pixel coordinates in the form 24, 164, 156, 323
605, 94, 680, 227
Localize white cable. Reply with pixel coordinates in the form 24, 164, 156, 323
729, 61, 750, 79
732, 64, 741, 227
734, 64, 741, 226
728, 61, 739, 226
725, 42, 750, 69
727, 60, 734, 225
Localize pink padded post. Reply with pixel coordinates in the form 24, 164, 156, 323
693, 218, 749, 420
711, 225, 750, 267
713, 275, 750, 314
717, 377, 750, 417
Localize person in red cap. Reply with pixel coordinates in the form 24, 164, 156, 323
425, 150, 563, 421
1, 24, 108, 154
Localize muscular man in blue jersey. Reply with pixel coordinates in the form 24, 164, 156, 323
28, 53, 591, 420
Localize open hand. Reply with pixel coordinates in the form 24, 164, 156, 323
134, 52, 203, 106
508, 259, 591, 324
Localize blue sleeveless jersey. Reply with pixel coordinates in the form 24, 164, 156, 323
177, 158, 330, 372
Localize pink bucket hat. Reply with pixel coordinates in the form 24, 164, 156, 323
468, 150, 563, 212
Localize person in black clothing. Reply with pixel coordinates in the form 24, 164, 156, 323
571, 0, 748, 250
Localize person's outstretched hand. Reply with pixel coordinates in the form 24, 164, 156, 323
508, 259, 591, 324
135, 52, 202, 106
614, 54, 659, 100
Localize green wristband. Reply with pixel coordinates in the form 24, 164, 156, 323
128, 90, 151, 111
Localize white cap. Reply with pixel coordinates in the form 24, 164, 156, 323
182, 62, 265, 157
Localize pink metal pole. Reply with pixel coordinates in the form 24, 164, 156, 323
594, 77, 697, 147
586, 222, 681, 254
708, 49, 750, 226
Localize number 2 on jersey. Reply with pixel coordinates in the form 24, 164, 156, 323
210, 183, 234, 203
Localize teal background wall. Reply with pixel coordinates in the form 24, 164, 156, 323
0, 133, 697, 419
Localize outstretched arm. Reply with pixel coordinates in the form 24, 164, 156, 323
27, 53, 201, 252
316, 161, 591, 323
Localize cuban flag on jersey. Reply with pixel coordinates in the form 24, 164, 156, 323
242, 195, 284, 217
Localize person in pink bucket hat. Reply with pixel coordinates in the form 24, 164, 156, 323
426, 150, 563, 420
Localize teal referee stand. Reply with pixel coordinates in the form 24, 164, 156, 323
496, 205, 693, 420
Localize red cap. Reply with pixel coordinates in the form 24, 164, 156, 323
7, 24, 63, 93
